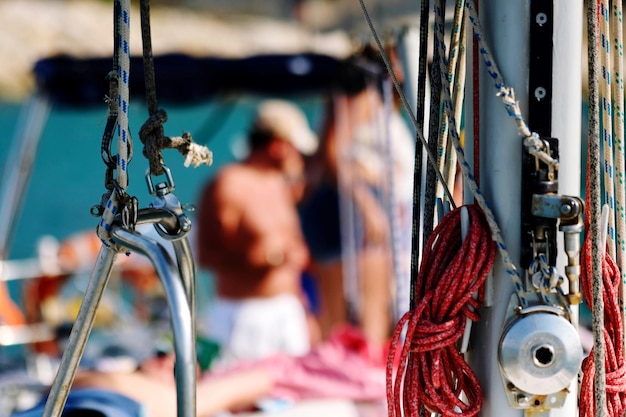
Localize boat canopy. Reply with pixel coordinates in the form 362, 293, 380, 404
33, 53, 343, 107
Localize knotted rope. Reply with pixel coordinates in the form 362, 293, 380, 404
138, 0, 211, 177
386, 205, 495, 417
139, 110, 213, 174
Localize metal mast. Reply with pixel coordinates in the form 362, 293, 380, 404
465, 1, 583, 416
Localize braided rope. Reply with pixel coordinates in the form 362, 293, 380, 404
587, 0, 608, 413
580, 228, 626, 417
436, 0, 465, 202
139, 111, 213, 175
528, 254, 566, 306
116, 2, 131, 191
445, 11, 466, 198
600, 0, 617, 259
465, 1, 531, 138
408, 0, 431, 311
97, 0, 132, 249
609, 0, 626, 347
138, 0, 212, 178
386, 205, 495, 417
465, 0, 556, 176
421, 0, 445, 246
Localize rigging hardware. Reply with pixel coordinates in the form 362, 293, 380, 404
497, 1, 584, 411
498, 302, 583, 410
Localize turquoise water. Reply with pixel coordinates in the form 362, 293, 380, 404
0, 94, 324, 321
1, 95, 323, 260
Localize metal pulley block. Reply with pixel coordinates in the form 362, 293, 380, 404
498, 308, 582, 409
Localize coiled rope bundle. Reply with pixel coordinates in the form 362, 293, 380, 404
580, 234, 626, 417
386, 204, 495, 417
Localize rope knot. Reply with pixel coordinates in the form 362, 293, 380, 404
164, 132, 213, 168
139, 108, 168, 175
139, 111, 213, 176
139, 108, 168, 142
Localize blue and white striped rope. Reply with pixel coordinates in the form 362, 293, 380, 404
465, 2, 558, 172
465, 0, 535, 143
433, 1, 529, 307
116, 0, 131, 191
98, 0, 131, 249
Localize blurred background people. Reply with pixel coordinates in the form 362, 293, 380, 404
195, 99, 320, 362
300, 44, 415, 346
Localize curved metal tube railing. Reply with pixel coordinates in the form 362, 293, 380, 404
112, 227, 196, 417
42, 207, 197, 417
42, 246, 117, 417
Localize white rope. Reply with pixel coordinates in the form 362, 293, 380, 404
600, 0, 616, 260
436, 0, 465, 202
445, 13, 466, 198
183, 142, 213, 168
117, 1, 131, 191
97, 0, 131, 249
608, 0, 626, 348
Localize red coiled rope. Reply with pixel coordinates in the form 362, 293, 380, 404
386, 204, 495, 417
580, 233, 626, 417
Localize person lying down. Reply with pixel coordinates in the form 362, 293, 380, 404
11, 325, 387, 417
10, 353, 272, 417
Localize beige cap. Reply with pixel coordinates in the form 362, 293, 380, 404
254, 99, 319, 155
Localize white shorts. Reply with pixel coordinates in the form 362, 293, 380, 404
201, 293, 310, 361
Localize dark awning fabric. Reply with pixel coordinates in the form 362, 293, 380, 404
33, 53, 343, 106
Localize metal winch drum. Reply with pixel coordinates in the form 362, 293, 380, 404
498, 312, 583, 395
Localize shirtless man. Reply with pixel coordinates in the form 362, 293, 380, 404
195, 99, 318, 361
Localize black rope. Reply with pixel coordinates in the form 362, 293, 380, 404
93, 0, 126, 217
408, 0, 431, 311
137, 0, 211, 176
422, 0, 445, 249
139, 0, 167, 176
357, 0, 455, 203
140, 0, 159, 116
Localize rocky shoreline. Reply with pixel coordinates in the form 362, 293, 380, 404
0, 0, 353, 102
